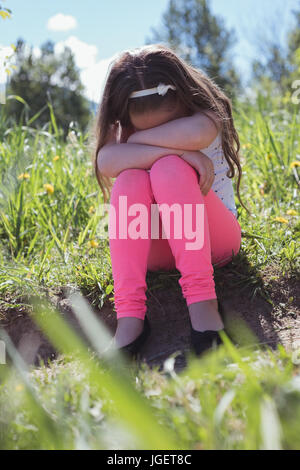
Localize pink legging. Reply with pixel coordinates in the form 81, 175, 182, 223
108, 154, 241, 320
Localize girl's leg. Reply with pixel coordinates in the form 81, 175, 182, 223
109, 168, 160, 347
146, 202, 176, 272
108, 155, 242, 344
109, 168, 154, 322
108, 166, 185, 346
187, 187, 241, 331
149, 154, 241, 331
206, 192, 241, 270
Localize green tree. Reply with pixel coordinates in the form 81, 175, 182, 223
288, 8, 300, 57
146, 0, 241, 99
287, 7, 300, 88
252, 4, 300, 94
5, 38, 91, 135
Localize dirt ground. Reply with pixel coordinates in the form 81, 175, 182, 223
1, 260, 299, 373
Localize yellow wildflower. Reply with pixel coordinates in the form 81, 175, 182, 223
0, 10, 11, 20
286, 209, 298, 216
273, 217, 289, 224
290, 161, 300, 169
44, 183, 54, 194
88, 206, 95, 214
53, 155, 60, 161
88, 240, 99, 248
17, 172, 30, 180
242, 143, 251, 150
15, 384, 24, 392
266, 153, 273, 160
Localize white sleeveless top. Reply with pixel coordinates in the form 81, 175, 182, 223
200, 132, 238, 219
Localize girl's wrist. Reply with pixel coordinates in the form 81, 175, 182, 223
181, 150, 202, 168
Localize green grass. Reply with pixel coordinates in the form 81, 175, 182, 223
0, 92, 299, 449
0, 94, 299, 317
1, 305, 300, 450
235, 98, 299, 276
0, 293, 300, 450
0, 106, 114, 314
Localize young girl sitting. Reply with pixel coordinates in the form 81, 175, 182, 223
93, 44, 248, 359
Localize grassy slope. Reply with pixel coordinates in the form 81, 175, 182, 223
0, 94, 299, 449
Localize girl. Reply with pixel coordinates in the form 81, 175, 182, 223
93, 44, 248, 358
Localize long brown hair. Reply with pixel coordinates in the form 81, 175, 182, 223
90, 43, 249, 215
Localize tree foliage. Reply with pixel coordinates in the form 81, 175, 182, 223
146, 0, 241, 99
252, 5, 300, 93
5, 38, 91, 135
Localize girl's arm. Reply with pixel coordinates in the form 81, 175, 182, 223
97, 142, 186, 178
98, 123, 216, 195
127, 111, 221, 150
97, 143, 214, 195
98, 124, 186, 178
180, 150, 215, 196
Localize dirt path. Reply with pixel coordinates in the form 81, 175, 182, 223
1, 262, 299, 373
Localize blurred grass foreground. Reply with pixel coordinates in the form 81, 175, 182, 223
0, 80, 299, 449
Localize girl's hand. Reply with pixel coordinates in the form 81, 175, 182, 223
182, 150, 215, 196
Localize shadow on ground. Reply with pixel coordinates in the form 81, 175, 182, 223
1, 252, 299, 373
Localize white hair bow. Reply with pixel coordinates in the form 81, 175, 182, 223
129, 82, 176, 99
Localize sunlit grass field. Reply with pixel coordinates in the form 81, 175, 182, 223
0, 93, 299, 449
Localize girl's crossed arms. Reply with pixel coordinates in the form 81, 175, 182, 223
97, 109, 221, 196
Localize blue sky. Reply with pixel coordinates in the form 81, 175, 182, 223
0, 0, 299, 102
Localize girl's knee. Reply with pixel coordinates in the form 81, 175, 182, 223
150, 154, 197, 185
112, 168, 151, 196
151, 154, 182, 173
117, 167, 149, 182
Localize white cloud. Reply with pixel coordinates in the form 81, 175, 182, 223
81, 56, 116, 103
54, 36, 118, 102
47, 13, 77, 32
55, 36, 98, 69
1, 34, 118, 104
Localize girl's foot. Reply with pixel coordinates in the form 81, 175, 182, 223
114, 317, 145, 348
188, 298, 224, 332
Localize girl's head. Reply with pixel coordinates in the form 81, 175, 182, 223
92, 43, 248, 214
